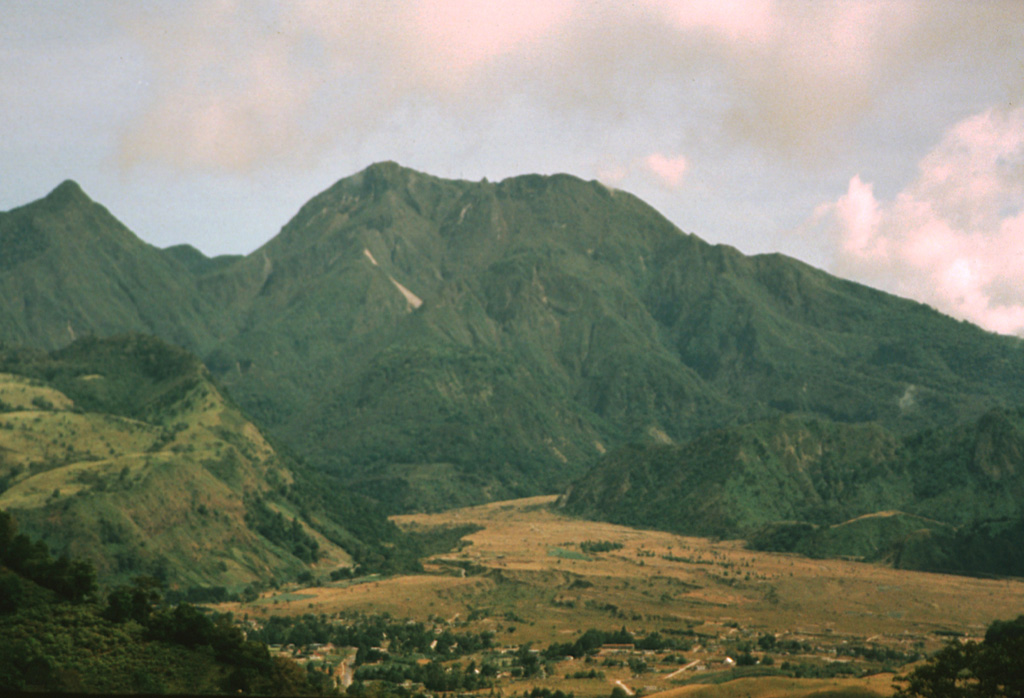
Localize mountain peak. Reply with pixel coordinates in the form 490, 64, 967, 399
44, 179, 92, 208
357, 161, 428, 192
363, 160, 409, 176
304, 162, 424, 206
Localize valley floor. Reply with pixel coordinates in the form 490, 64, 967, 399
217, 496, 1023, 697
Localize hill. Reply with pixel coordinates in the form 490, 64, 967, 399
4, 165, 1024, 511
0, 334, 372, 588
0, 510, 329, 694
563, 408, 1024, 575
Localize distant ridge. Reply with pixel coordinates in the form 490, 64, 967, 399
44, 179, 89, 205
161, 243, 243, 275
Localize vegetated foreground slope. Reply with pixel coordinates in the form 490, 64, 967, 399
563, 409, 1024, 576
0, 334, 370, 588
4, 163, 1024, 512
0, 510, 330, 695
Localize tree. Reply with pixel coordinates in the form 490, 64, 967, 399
896, 616, 1024, 698
103, 576, 163, 624
45, 556, 96, 603
0, 510, 15, 555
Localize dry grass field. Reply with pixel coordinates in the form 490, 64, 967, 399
222, 496, 1024, 697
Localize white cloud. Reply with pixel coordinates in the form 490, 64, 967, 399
834, 175, 885, 260
118, 3, 318, 170
813, 106, 1024, 336
596, 152, 691, 191
113, 1, 1024, 173
643, 152, 689, 189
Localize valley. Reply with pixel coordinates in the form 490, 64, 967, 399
216, 496, 1022, 698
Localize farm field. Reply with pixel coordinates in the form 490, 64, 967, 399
218, 496, 1023, 697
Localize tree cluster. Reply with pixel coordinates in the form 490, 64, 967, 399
896, 616, 1024, 698
250, 612, 495, 664
0, 510, 95, 609
0, 512, 331, 695
543, 627, 683, 660
355, 658, 494, 692
244, 495, 321, 563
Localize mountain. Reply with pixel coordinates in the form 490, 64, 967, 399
191, 163, 1024, 508
4, 164, 1024, 512
0, 334, 362, 588
0, 181, 225, 351
562, 407, 1024, 576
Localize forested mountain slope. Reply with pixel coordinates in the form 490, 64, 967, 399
563, 408, 1024, 576
3, 164, 1023, 510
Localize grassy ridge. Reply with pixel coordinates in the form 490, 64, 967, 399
0, 181, 226, 351
0, 334, 483, 587
0, 335, 354, 587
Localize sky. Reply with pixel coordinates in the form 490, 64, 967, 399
2, 1, 1023, 336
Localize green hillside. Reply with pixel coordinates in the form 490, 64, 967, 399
4, 164, 1024, 512
563, 408, 1024, 575
0, 334, 359, 588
